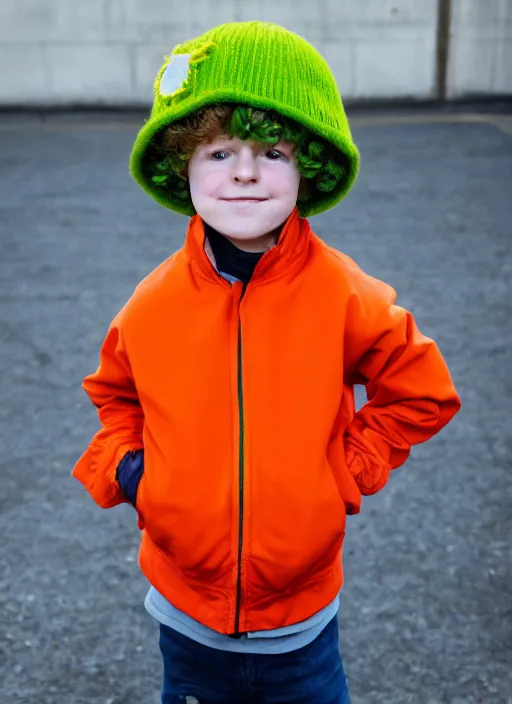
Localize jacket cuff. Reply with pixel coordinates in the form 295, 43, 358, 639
72, 440, 143, 509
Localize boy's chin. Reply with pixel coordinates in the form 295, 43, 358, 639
214, 224, 276, 240
199, 206, 295, 240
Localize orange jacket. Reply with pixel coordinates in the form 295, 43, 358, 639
73, 207, 461, 635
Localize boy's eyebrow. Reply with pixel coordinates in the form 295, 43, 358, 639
207, 136, 295, 148
276, 139, 296, 150
202, 136, 297, 156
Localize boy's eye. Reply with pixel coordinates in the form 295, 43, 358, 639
266, 149, 284, 160
210, 151, 229, 160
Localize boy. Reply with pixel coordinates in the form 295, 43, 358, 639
73, 21, 461, 704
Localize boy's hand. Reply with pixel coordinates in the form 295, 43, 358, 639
116, 449, 144, 507
344, 442, 390, 496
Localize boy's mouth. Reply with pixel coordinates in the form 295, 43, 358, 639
221, 197, 268, 202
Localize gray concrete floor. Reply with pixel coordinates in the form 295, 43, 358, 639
0, 108, 511, 704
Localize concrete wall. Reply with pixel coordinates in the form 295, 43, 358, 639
447, 0, 512, 97
0, 0, 511, 106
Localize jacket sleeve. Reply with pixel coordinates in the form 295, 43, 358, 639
343, 278, 461, 496
72, 316, 144, 508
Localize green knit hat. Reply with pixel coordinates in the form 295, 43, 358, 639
129, 21, 360, 217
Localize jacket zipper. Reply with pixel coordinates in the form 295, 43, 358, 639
201, 238, 248, 635
233, 283, 247, 636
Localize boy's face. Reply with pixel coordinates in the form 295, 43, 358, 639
187, 134, 301, 249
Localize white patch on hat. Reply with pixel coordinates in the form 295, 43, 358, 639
159, 54, 192, 96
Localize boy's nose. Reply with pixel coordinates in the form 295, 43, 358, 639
232, 149, 258, 183
234, 172, 257, 183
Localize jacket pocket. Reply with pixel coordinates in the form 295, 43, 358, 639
136, 472, 145, 529
249, 459, 347, 594
327, 441, 363, 515
116, 449, 146, 527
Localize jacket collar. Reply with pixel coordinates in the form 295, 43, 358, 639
185, 206, 312, 286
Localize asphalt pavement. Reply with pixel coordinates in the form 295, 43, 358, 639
0, 106, 511, 704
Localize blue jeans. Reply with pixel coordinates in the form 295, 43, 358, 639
159, 616, 350, 703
